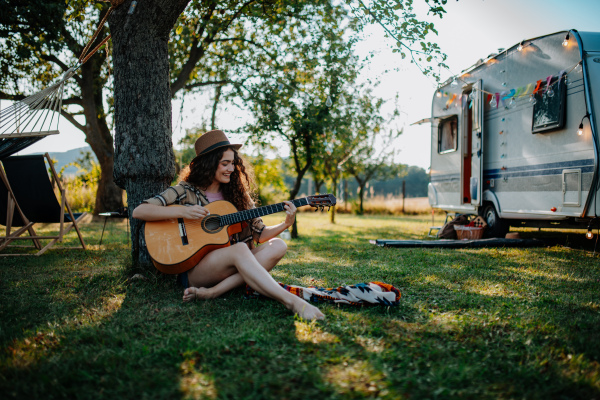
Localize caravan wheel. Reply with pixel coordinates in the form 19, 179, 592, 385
482, 203, 509, 238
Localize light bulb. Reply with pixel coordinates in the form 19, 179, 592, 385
339, 95, 346, 105
325, 95, 333, 107
575, 63, 582, 73
546, 87, 555, 98
508, 97, 516, 109
451, 78, 458, 87
586, 229, 593, 239
313, 97, 320, 106
436, 90, 442, 98
563, 33, 570, 47
490, 96, 497, 108
577, 122, 584, 135
469, 91, 476, 101
564, 75, 570, 86
529, 95, 537, 105
517, 42, 523, 52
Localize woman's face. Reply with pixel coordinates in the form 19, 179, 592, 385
213, 148, 235, 185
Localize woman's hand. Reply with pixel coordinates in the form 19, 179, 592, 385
283, 201, 297, 227
180, 205, 210, 219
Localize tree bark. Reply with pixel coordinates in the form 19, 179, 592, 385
110, 0, 191, 268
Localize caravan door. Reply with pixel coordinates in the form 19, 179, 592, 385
470, 80, 484, 206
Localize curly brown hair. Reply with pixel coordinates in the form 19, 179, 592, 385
178, 146, 256, 211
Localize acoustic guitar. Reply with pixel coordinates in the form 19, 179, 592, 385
145, 194, 336, 274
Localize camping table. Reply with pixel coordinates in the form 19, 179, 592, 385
99, 211, 129, 245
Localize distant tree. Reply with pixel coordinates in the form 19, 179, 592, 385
238, 2, 359, 236
247, 154, 288, 206
311, 88, 390, 223
402, 165, 429, 197
347, 134, 406, 214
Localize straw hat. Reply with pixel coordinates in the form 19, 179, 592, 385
194, 129, 242, 157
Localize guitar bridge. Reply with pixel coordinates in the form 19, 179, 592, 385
178, 218, 189, 245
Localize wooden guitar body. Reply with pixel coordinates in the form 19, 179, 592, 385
144, 201, 243, 274
144, 194, 336, 275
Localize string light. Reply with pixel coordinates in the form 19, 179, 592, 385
451, 78, 458, 87
517, 41, 524, 52
563, 32, 570, 47
586, 218, 597, 239
546, 86, 555, 98
325, 95, 333, 107
436, 90, 442, 98
528, 94, 536, 105
489, 96, 497, 108
313, 97, 320, 106
578, 113, 590, 136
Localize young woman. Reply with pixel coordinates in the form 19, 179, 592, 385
132, 129, 324, 320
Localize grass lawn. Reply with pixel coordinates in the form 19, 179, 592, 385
1, 213, 599, 399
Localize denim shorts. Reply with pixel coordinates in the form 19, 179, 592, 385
177, 272, 190, 289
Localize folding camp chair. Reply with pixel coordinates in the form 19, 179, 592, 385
0, 153, 87, 255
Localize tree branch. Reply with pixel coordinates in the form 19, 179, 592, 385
183, 79, 229, 91
60, 110, 85, 132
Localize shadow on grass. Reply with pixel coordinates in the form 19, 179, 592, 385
2, 216, 600, 398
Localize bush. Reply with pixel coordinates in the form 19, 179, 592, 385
55, 151, 100, 213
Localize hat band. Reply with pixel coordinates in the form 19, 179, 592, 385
199, 140, 231, 156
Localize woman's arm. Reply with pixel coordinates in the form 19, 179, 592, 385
257, 201, 296, 243
132, 203, 210, 221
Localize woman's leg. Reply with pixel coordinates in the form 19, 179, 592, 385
184, 241, 324, 320
184, 238, 287, 299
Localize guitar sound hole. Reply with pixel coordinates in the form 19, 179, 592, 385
202, 215, 223, 233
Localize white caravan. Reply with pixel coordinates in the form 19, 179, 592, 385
427, 30, 600, 237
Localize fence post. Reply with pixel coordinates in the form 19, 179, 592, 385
402, 180, 406, 214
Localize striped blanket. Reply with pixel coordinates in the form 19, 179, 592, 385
246, 281, 401, 306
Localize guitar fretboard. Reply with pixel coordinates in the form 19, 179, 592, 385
218, 198, 308, 227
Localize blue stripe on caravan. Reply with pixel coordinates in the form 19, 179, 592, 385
484, 159, 595, 179
430, 159, 596, 182
430, 174, 460, 183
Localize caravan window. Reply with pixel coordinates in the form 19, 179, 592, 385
438, 116, 458, 153
532, 74, 567, 133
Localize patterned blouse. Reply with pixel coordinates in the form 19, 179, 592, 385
142, 181, 265, 248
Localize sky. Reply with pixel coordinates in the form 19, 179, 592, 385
11, 0, 600, 170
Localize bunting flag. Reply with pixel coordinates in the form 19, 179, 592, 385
437, 65, 574, 110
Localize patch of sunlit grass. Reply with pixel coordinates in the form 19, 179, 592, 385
179, 358, 218, 399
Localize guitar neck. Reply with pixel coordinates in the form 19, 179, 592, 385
219, 198, 309, 227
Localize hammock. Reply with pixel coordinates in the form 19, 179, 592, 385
0, 69, 75, 159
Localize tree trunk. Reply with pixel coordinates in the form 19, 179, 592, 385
79, 59, 123, 213
210, 85, 222, 130
358, 184, 365, 215
110, 0, 190, 268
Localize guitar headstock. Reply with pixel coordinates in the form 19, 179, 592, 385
307, 194, 337, 211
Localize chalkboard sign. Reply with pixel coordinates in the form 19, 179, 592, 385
532, 74, 566, 133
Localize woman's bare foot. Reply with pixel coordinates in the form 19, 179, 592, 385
288, 297, 325, 320
183, 287, 214, 302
